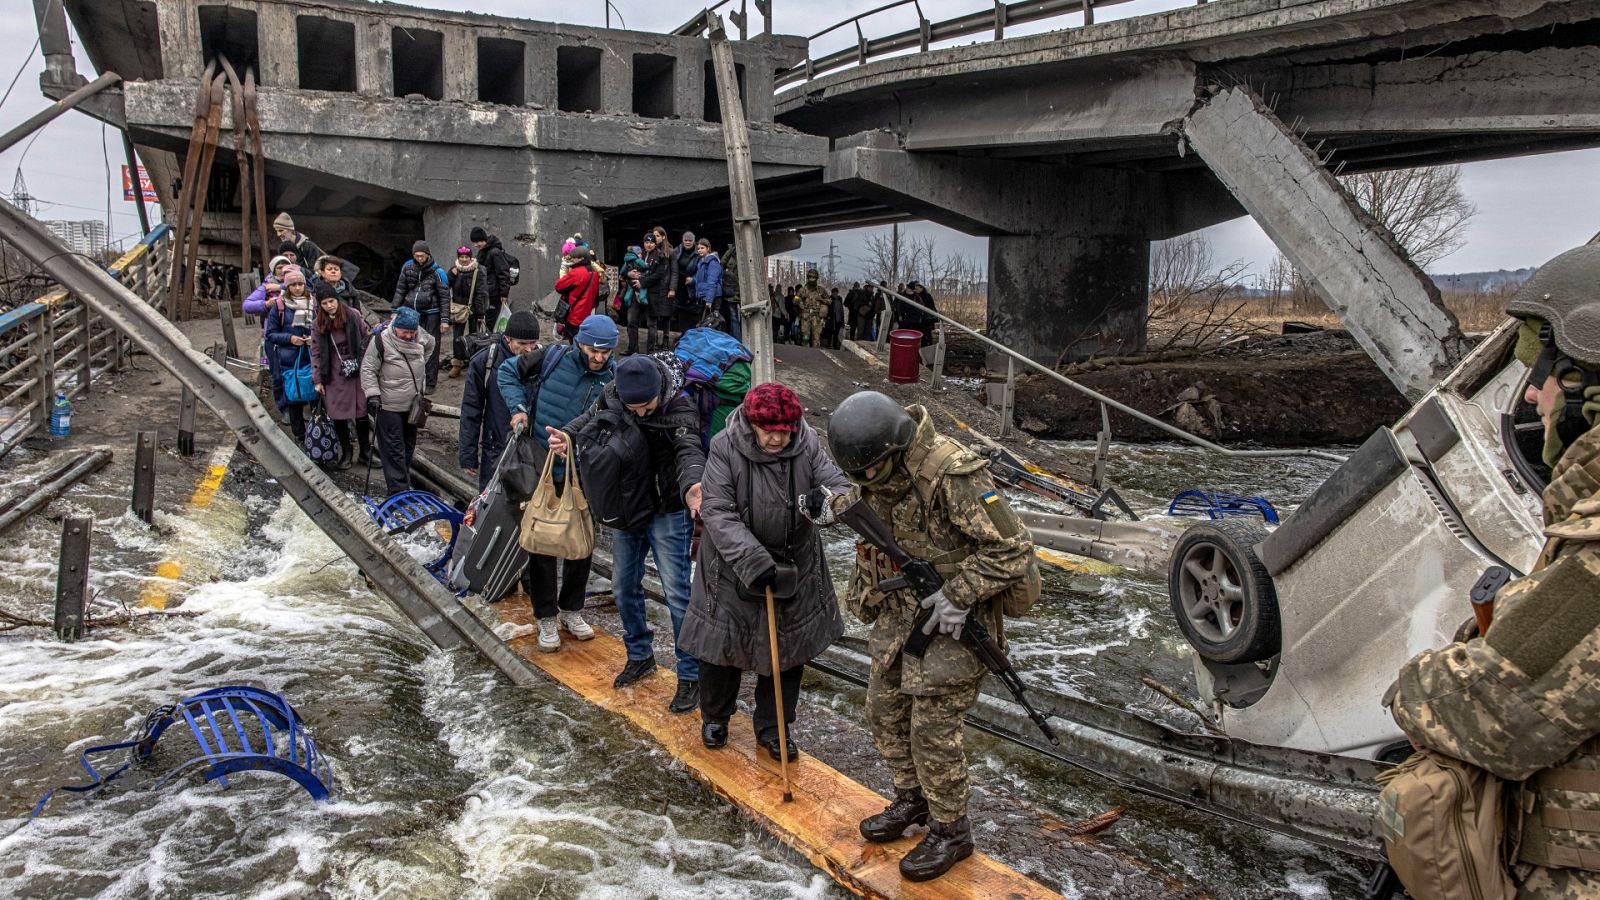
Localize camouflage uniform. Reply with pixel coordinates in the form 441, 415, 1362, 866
1388, 427, 1600, 898
797, 276, 829, 348
839, 404, 1036, 824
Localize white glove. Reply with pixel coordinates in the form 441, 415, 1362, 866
919, 590, 969, 641
799, 485, 837, 525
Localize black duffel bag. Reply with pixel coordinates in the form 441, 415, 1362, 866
573, 407, 654, 531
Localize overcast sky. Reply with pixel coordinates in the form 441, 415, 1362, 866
3, 0, 1597, 278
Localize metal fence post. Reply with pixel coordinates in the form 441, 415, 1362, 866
930, 323, 947, 390
54, 516, 92, 641
178, 386, 197, 456
132, 430, 157, 523
1093, 401, 1112, 488
218, 296, 239, 358
33, 306, 56, 432
998, 357, 1015, 437
76, 300, 92, 391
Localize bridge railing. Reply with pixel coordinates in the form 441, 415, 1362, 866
770, 0, 1204, 90
0, 225, 172, 458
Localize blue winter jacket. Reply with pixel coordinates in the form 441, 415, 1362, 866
497, 345, 613, 481
692, 252, 723, 305
263, 299, 313, 410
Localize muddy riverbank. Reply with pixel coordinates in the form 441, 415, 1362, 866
935, 330, 1415, 446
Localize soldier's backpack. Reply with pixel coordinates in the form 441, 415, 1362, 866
912, 437, 1043, 617
1376, 749, 1515, 900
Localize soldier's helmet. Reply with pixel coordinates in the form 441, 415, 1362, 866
806, 269, 820, 283
828, 391, 916, 475
1508, 245, 1600, 369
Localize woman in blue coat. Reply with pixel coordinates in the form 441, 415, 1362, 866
691, 238, 723, 326
263, 269, 316, 441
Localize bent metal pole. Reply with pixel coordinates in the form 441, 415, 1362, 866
0, 197, 546, 685
0, 71, 120, 155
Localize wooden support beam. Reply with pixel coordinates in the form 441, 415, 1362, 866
490, 599, 1057, 899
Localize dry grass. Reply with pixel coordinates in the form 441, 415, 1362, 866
920, 287, 1512, 348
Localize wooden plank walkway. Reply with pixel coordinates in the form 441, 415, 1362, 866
490, 600, 1059, 899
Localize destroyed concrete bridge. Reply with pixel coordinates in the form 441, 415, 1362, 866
36, 0, 1600, 396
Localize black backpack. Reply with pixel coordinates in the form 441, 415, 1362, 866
502, 249, 521, 286
573, 405, 654, 530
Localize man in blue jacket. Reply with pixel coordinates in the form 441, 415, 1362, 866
499, 314, 618, 652
459, 310, 540, 490
392, 240, 450, 392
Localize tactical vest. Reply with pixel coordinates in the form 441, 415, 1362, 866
852, 435, 1040, 620
1518, 506, 1600, 873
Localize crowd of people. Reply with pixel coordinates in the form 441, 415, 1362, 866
235, 210, 1018, 882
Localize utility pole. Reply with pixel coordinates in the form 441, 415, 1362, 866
707, 12, 774, 385
824, 239, 839, 284
889, 223, 900, 286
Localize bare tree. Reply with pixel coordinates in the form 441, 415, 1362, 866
1142, 233, 1253, 353
1340, 165, 1476, 268
862, 227, 908, 286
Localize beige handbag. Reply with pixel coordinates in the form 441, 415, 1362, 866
517, 433, 594, 560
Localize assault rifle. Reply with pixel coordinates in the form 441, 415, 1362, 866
836, 498, 1061, 745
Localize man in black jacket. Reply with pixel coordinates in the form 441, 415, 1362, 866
546, 354, 706, 713
470, 227, 513, 326
459, 310, 539, 490
392, 240, 451, 391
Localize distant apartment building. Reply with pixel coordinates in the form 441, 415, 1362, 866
43, 219, 109, 256
767, 256, 818, 285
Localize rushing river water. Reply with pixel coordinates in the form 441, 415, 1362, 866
2, 440, 1366, 898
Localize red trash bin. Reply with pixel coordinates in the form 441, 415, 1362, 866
888, 329, 923, 384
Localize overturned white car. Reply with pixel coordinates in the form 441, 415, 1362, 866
1171, 318, 1548, 762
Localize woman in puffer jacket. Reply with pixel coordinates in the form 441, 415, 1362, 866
263, 268, 316, 440
678, 382, 852, 759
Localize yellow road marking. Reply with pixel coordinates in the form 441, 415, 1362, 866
139, 445, 233, 609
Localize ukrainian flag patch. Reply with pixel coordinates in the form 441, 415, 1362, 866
982, 491, 999, 504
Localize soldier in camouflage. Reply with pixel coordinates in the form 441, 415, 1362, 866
817, 390, 1037, 882
1387, 244, 1600, 898
796, 270, 829, 348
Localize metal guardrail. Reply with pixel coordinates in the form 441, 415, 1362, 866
768, 0, 1207, 90
867, 286, 1348, 476
0, 225, 172, 458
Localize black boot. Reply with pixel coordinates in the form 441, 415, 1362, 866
859, 788, 929, 843
702, 720, 728, 749
669, 679, 699, 714
613, 657, 657, 688
898, 815, 974, 882
757, 728, 799, 762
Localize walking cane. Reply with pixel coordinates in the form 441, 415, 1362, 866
765, 585, 794, 803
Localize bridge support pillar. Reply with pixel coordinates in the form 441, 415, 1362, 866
423, 203, 603, 313
988, 233, 1149, 367
825, 132, 1240, 369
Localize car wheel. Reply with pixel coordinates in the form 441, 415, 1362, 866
1168, 518, 1280, 664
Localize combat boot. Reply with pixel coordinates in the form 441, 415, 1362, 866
898, 815, 974, 882
859, 788, 929, 843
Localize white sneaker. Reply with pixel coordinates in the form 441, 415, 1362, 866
537, 618, 560, 653
559, 610, 595, 641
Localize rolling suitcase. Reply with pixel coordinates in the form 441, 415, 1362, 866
448, 433, 528, 599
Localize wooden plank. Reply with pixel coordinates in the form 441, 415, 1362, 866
490, 600, 1059, 900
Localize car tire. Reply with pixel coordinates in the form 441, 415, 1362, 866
1168, 518, 1280, 665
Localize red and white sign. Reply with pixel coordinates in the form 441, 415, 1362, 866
121, 165, 158, 202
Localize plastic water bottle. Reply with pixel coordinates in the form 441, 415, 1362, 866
49, 393, 71, 438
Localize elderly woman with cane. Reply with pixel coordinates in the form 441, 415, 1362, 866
679, 383, 852, 763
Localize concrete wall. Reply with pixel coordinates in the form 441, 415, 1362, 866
131, 0, 802, 122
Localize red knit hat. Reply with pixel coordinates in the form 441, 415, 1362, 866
744, 382, 804, 432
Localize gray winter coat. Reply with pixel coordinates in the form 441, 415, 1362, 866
359, 328, 434, 412
678, 408, 852, 675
